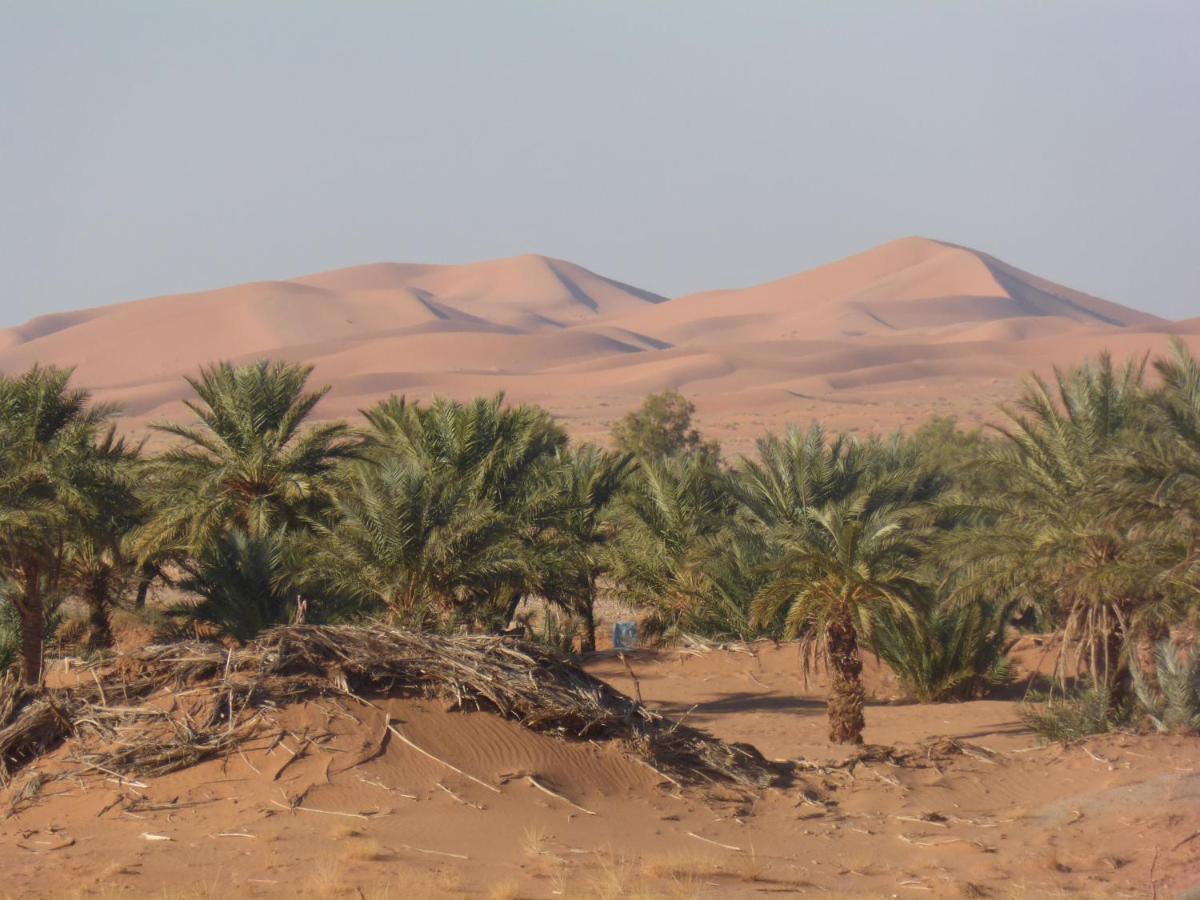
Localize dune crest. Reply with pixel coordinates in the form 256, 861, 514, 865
0, 238, 1189, 448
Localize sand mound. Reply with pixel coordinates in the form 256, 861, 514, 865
0, 625, 772, 790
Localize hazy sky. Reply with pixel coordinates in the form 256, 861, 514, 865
2, 1, 1198, 324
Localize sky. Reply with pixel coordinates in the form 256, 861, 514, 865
2, 1, 1198, 324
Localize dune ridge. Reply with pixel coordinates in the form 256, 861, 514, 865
0, 237, 1190, 449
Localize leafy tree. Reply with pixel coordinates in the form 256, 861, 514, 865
611, 390, 718, 462
541, 445, 634, 650
751, 477, 929, 743
362, 393, 567, 628
949, 353, 1153, 696
62, 426, 144, 648
0, 366, 117, 684
134, 360, 363, 639
176, 528, 294, 641
293, 458, 527, 628
605, 453, 753, 639
136, 360, 362, 560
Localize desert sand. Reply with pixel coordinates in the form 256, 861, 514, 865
1, 237, 1193, 451
3, 638, 1198, 898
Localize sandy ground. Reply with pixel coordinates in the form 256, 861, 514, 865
2, 237, 1195, 454
3, 640, 1198, 899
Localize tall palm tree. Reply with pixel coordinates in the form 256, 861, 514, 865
136, 360, 363, 560
0, 367, 117, 684
951, 352, 1151, 695
751, 482, 929, 744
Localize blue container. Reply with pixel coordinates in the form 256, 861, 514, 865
612, 621, 639, 649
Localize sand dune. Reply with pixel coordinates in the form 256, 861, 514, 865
0, 237, 1191, 449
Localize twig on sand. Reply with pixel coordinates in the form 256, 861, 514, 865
1150, 845, 1160, 900
617, 653, 644, 707
437, 782, 485, 810
687, 832, 742, 852
1172, 830, 1200, 852
16, 837, 75, 853
385, 722, 500, 794
399, 843, 468, 860
269, 799, 373, 820
525, 775, 596, 816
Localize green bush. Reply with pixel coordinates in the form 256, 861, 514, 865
873, 597, 1012, 702
1133, 641, 1200, 734
1019, 686, 1127, 743
0, 597, 18, 674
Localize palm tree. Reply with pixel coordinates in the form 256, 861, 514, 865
541, 445, 634, 650
605, 453, 746, 639
293, 458, 527, 627
362, 393, 567, 628
0, 366, 117, 684
62, 426, 144, 648
950, 352, 1151, 696
751, 482, 929, 744
136, 360, 363, 560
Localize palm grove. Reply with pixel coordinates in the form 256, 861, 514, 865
1, 346, 1198, 745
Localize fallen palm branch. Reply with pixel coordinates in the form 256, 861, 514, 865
0, 624, 775, 789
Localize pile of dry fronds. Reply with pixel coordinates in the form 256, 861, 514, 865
0, 625, 774, 789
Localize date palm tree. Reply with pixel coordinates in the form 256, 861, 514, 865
136, 360, 363, 560
541, 444, 634, 650
0, 367, 117, 684
751, 475, 929, 744
950, 352, 1151, 696
362, 393, 567, 629
292, 458, 527, 627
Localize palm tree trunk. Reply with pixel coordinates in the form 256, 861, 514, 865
84, 569, 114, 650
579, 587, 598, 653
14, 566, 44, 687
826, 613, 865, 745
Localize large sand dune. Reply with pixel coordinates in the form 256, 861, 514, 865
1, 237, 1191, 449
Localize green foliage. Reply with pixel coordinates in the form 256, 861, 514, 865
361, 393, 569, 628
0, 597, 18, 673
0, 366, 120, 682
1133, 641, 1200, 734
175, 529, 296, 642
611, 390, 718, 462
137, 359, 362, 559
1019, 686, 1126, 743
604, 453, 753, 639
294, 458, 527, 628
873, 595, 1012, 702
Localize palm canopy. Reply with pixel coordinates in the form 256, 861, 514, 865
750, 488, 928, 644
137, 360, 363, 559
360, 393, 569, 627
947, 352, 1154, 686
294, 457, 527, 626
0, 366, 120, 682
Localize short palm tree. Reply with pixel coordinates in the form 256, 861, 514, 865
362, 393, 567, 628
0, 366, 117, 684
752, 483, 928, 744
541, 445, 634, 650
62, 426, 144, 648
605, 453, 743, 638
294, 458, 527, 627
136, 360, 363, 560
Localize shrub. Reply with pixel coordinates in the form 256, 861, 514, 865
1133, 641, 1200, 734
1019, 686, 1127, 743
873, 597, 1013, 702
0, 597, 18, 674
